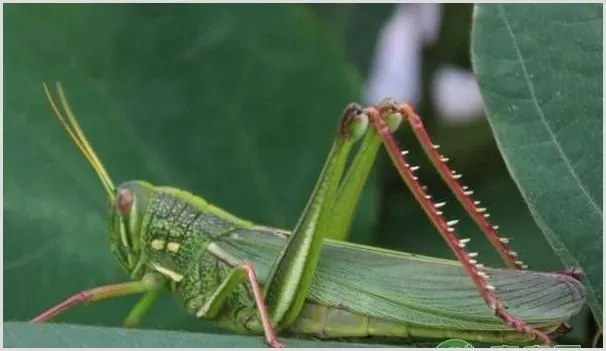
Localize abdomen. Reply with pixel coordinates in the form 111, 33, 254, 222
284, 302, 559, 345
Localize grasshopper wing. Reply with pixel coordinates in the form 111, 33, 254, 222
216, 228, 585, 331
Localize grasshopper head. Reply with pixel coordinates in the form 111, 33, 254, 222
43, 82, 152, 277
109, 181, 154, 274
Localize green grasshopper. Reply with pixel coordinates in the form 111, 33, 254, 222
33, 82, 585, 347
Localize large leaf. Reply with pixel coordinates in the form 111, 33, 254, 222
4, 3, 379, 346
3, 322, 387, 348
471, 4, 602, 325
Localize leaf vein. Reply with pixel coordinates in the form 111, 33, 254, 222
497, 4, 602, 217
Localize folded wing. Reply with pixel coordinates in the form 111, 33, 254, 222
216, 228, 585, 331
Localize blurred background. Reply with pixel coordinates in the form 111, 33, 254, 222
4, 3, 595, 346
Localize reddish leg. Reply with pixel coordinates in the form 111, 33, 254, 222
365, 104, 553, 345
398, 103, 526, 270
240, 263, 285, 348
32, 280, 154, 323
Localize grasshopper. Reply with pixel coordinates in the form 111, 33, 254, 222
32, 82, 585, 347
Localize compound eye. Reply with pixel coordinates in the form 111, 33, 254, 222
117, 188, 133, 215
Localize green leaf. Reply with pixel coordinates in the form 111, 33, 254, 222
4, 3, 377, 345
3, 322, 387, 348
471, 4, 602, 325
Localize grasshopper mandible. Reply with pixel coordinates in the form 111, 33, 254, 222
32, 82, 585, 347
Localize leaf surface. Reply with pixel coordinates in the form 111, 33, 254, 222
471, 4, 602, 324
3, 322, 386, 348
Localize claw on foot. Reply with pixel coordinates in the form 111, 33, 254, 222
269, 339, 286, 348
